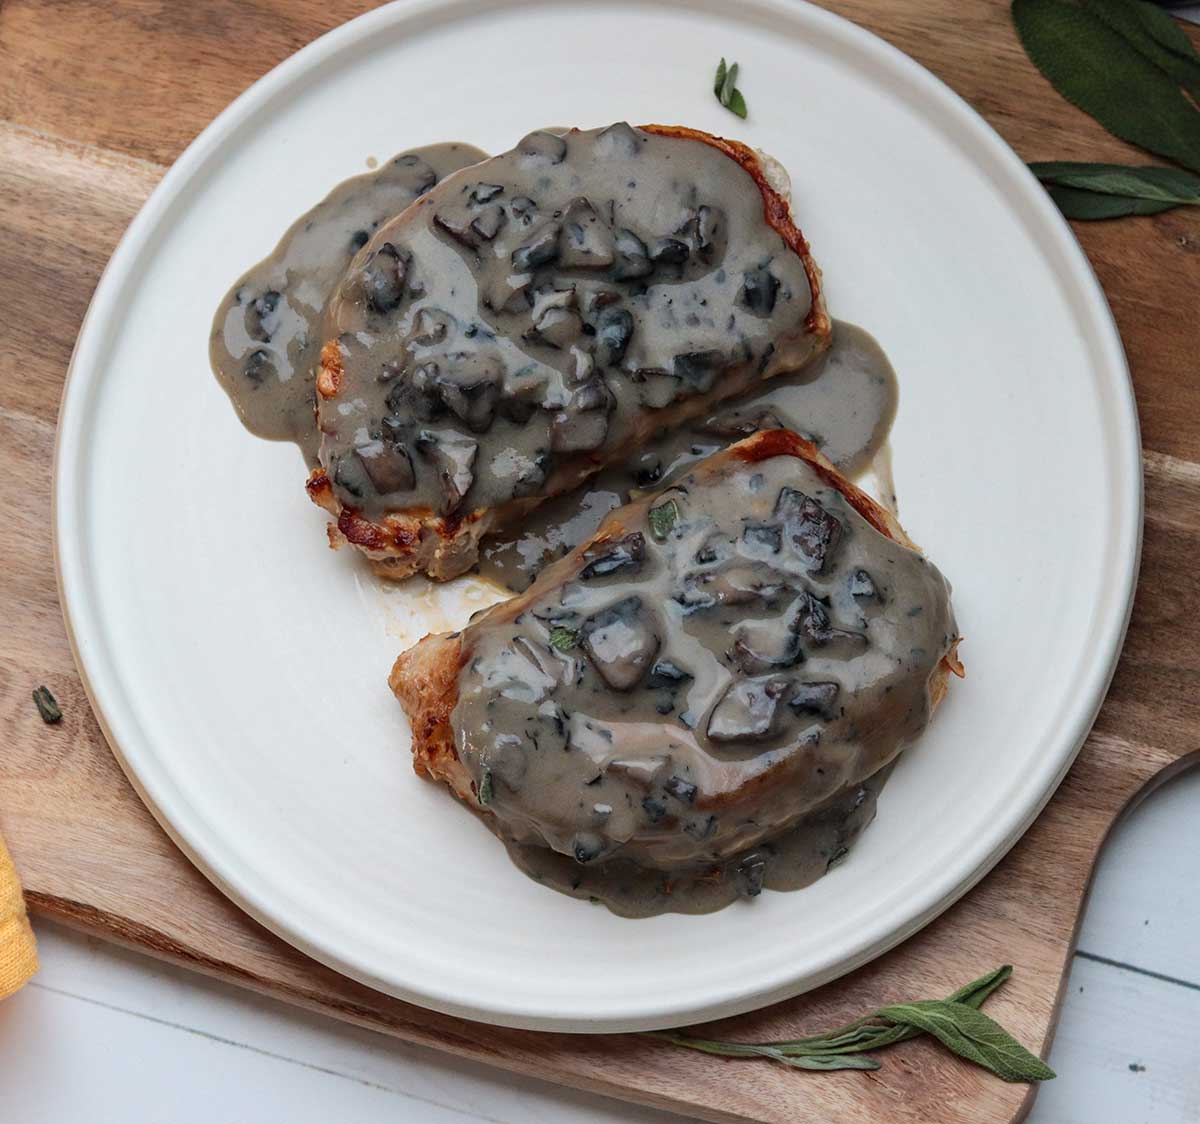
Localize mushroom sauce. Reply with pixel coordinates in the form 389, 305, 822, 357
452, 439, 956, 916
476, 320, 898, 593
210, 142, 489, 462
207, 127, 955, 916
316, 124, 821, 522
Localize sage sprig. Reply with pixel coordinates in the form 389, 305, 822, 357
649, 965, 1056, 1083
1013, 0, 1200, 218
713, 58, 748, 119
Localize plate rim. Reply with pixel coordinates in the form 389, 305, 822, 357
53, 0, 1143, 1032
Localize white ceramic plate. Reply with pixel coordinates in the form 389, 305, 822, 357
55, 0, 1141, 1032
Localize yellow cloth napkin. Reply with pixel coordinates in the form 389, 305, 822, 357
0, 831, 38, 999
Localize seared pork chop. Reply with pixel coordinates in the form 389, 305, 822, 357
308, 124, 830, 580
390, 430, 962, 914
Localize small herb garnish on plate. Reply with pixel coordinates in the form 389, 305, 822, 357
549, 625, 578, 652
32, 685, 62, 724
713, 58, 748, 119
478, 768, 494, 807
649, 965, 1056, 1082
648, 499, 680, 541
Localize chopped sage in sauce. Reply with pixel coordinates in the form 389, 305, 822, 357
478, 768, 495, 807
647, 498, 680, 541
549, 626, 579, 652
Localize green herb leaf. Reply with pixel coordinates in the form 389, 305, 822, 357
778, 1053, 881, 1072
548, 625, 578, 652
478, 768, 494, 807
1030, 160, 1200, 200
948, 964, 1014, 1008
32, 685, 62, 724
648, 499, 680, 541
1030, 160, 1200, 218
720, 61, 739, 106
1046, 183, 1181, 219
712, 57, 749, 118
725, 89, 749, 120
649, 966, 1054, 1083
1082, 0, 1200, 94
1012, 0, 1200, 174
877, 999, 1057, 1083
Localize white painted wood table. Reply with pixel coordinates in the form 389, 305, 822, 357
2, 769, 1196, 1123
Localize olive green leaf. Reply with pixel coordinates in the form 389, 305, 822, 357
877, 1000, 1057, 1083
772, 1052, 882, 1072
1012, 0, 1200, 174
725, 89, 749, 120
548, 625, 578, 652
714, 58, 728, 99
1082, 0, 1200, 94
721, 61, 740, 106
1045, 185, 1177, 219
1031, 160, 1200, 201
1029, 160, 1200, 218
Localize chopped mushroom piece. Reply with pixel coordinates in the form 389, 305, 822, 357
416, 429, 478, 515
776, 487, 843, 573
707, 675, 793, 743
581, 597, 660, 690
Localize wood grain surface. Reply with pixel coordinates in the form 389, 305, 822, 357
1, 2, 1197, 1122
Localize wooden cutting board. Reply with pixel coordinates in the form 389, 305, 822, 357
1, 2, 1197, 1120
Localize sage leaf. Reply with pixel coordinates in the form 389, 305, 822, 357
1046, 183, 1181, 218
1030, 160, 1200, 218
1082, 0, 1200, 94
1013, 0, 1200, 174
32, 685, 62, 724
721, 62, 740, 106
778, 1053, 881, 1072
725, 89, 749, 120
877, 999, 1057, 1083
1031, 160, 1200, 201
948, 963, 1014, 1008
714, 57, 727, 98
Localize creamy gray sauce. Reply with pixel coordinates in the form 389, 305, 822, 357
477, 320, 897, 592
209, 143, 489, 462
452, 447, 956, 916
505, 763, 892, 916
317, 124, 817, 520
207, 133, 945, 917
